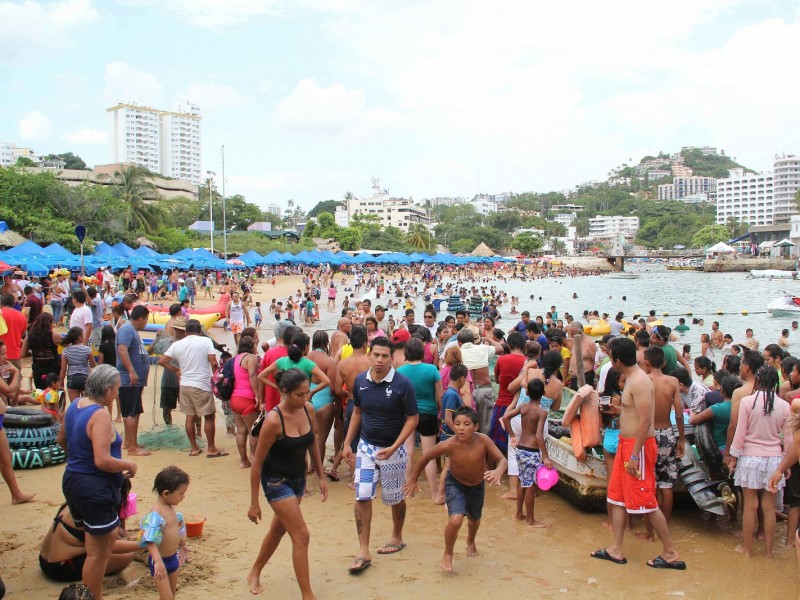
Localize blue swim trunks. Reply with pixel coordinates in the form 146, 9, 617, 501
147, 551, 180, 576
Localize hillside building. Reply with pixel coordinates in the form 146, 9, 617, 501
346, 179, 430, 231
589, 215, 639, 239
657, 176, 717, 202
107, 101, 201, 184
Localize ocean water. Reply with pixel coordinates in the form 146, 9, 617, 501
311, 270, 800, 357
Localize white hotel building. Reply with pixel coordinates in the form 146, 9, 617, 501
715, 169, 774, 226
347, 179, 430, 231
107, 101, 201, 184
774, 154, 800, 224
715, 156, 800, 227
589, 215, 639, 239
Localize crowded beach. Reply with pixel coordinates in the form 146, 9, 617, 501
0, 257, 797, 600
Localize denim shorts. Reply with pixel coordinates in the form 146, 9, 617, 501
444, 472, 485, 521
261, 474, 306, 503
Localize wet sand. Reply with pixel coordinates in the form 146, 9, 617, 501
2, 274, 797, 598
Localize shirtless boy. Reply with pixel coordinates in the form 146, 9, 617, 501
403, 406, 507, 572
641, 346, 685, 539
591, 337, 685, 570
501, 378, 552, 528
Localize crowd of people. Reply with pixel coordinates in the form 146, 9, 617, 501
0, 262, 798, 599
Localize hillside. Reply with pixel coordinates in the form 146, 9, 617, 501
677, 148, 752, 178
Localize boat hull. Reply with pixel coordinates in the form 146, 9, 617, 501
767, 296, 800, 317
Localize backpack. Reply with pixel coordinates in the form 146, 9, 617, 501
213, 357, 236, 401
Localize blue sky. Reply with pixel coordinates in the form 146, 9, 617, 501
1, 0, 799, 211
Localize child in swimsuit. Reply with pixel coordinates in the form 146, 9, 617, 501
139, 466, 190, 600
38, 373, 63, 421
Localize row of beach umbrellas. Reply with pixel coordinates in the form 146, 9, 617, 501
0, 240, 512, 276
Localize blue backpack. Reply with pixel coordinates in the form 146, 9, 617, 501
213, 357, 236, 401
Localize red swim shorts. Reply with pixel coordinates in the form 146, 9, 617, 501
607, 436, 658, 514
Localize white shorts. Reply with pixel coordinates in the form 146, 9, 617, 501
507, 415, 522, 476
354, 439, 407, 506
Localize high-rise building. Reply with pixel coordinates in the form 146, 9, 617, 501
716, 169, 774, 226
107, 101, 202, 184
161, 101, 201, 184
773, 154, 800, 224
265, 203, 283, 218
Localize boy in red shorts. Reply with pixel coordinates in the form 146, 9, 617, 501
591, 337, 686, 570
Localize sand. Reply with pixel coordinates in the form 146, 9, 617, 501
2, 273, 798, 599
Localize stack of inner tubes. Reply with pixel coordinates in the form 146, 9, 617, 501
4, 408, 65, 470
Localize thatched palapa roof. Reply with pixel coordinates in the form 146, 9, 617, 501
0, 222, 27, 249
470, 242, 495, 257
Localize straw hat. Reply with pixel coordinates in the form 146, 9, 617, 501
172, 316, 188, 330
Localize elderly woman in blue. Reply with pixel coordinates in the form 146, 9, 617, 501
139, 466, 190, 600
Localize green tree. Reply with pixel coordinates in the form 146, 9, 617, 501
486, 211, 521, 232
308, 199, 343, 218
513, 232, 543, 255
405, 223, 432, 250
160, 196, 201, 229
337, 227, 363, 251
45, 152, 87, 170
222, 194, 265, 230
103, 165, 166, 233
691, 224, 730, 248
15, 156, 35, 167
302, 220, 320, 238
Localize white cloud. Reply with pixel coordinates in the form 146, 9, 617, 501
18, 110, 52, 140
228, 170, 360, 209
177, 82, 248, 110
314, 0, 796, 193
102, 61, 163, 107
63, 128, 108, 144
272, 79, 404, 138
121, 0, 356, 30
0, 0, 99, 62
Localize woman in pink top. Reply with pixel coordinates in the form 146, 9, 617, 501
229, 335, 260, 468
727, 365, 792, 558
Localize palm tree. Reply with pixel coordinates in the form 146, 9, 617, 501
103, 165, 165, 233
551, 239, 567, 256
406, 223, 431, 250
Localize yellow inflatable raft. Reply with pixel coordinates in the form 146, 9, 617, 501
148, 312, 221, 329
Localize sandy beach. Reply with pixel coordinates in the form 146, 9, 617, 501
1, 273, 797, 599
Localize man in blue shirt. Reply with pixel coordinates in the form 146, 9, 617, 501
116, 305, 151, 456
343, 337, 418, 573
509, 311, 531, 336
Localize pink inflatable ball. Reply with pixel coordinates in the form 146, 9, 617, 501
536, 465, 559, 491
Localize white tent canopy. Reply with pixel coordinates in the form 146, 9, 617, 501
707, 241, 736, 254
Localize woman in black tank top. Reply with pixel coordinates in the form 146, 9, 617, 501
247, 368, 328, 598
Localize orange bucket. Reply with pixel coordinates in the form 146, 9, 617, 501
185, 515, 206, 538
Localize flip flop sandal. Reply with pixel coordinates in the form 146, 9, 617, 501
377, 542, 406, 555
647, 555, 686, 570
348, 557, 372, 574
590, 548, 628, 565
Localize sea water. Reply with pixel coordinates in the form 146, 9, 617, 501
314, 270, 800, 357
